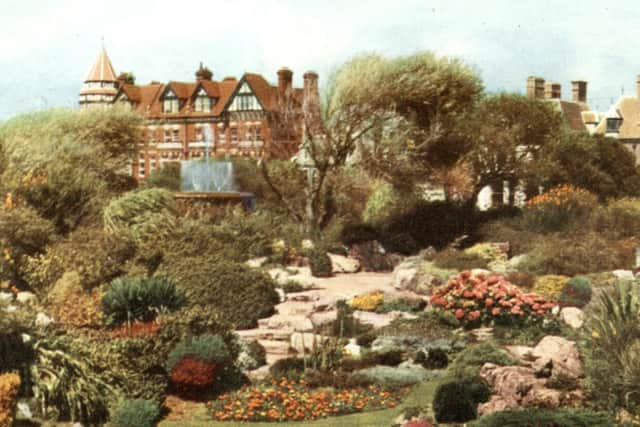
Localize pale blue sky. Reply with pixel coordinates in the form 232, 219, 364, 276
1, 0, 639, 119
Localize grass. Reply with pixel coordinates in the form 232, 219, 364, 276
159, 378, 444, 427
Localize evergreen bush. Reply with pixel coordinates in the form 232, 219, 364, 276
559, 276, 592, 308
166, 335, 231, 393
309, 249, 332, 277
470, 408, 614, 427
433, 376, 490, 423
102, 276, 186, 326
110, 399, 160, 427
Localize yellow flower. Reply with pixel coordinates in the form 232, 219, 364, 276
592, 330, 600, 339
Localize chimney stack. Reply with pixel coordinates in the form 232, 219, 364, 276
544, 82, 561, 99
277, 67, 293, 97
637, 74, 640, 99
527, 76, 545, 99
571, 80, 587, 103
303, 71, 323, 137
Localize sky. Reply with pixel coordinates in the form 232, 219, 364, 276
1, 0, 639, 120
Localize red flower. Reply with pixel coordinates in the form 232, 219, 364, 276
455, 309, 465, 320
484, 298, 494, 307
492, 307, 501, 316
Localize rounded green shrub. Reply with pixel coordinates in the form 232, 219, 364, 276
111, 399, 160, 427
309, 249, 332, 278
559, 276, 592, 308
433, 376, 489, 423
166, 335, 231, 373
471, 408, 614, 427
102, 276, 186, 326
269, 357, 306, 378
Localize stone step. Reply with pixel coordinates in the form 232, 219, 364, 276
236, 328, 293, 342
258, 339, 293, 355
258, 315, 314, 332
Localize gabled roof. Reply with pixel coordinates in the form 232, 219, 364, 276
212, 79, 240, 115
163, 81, 196, 100
85, 48, 117, 82
594, 96, 640, 139
546, 99, 590, 132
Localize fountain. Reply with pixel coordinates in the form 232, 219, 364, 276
174, 126, 255, 217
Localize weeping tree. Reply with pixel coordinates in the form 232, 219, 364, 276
259, 52, 483, 234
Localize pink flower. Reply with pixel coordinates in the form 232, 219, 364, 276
468, 310, 481, 321
492, 307, 501, 316
455, 309, 465, 320
463, 290, 474, 298
484, 298, 494, 307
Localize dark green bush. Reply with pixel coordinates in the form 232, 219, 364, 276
432, 249, 489, 270
415, 347, 448, 369
102, 276, 186, 326
559, 276, 592, 308
309, 248, 332, 277
269, 357, 306, 378
111, 399, 160, 427
470, 408, 614, 427
480, 218, 541, 255
375, 297, 426, 314
281, 280, 306, 294
433, 376, 490, 423
157, 257, 279, 329
449, 341, 514, 375
340, 223, 380, 245
590, 198, 640, 240
166, 335, 231, 372
141, 162, 181, 192
355, 331, 378, 348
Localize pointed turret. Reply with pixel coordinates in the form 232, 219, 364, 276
79, 47, 119, 108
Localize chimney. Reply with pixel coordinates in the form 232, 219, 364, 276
571, 80, 587, 103
277, 67, 293, 97
195, 62, 213, 82
637, 74, 640, 99
544, 82, 561, 99
303, 71, 323, 137
527, 76, 545, 99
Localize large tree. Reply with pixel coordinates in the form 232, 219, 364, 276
259, 52, 483, 233
462, 93, 564, 204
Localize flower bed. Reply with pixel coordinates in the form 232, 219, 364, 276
430, 271, 556, 326
208, 378, 407, 422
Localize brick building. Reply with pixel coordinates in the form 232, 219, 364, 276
79, 48, 318, 180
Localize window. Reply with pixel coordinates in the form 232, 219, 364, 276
195, 127, 204, 141
164, 129, 172, 142
606, 117, 622, 134
255, 125, 263, 141
172, 129, 180, 142
218, 126, 226, 145
230, 127, 238, 144
194, 96, 211, 112
163, 90, 179, 113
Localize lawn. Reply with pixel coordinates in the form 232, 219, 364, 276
159, 378, 442, 427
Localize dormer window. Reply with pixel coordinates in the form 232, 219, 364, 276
605, 105, 623, 135
194, 88, 212, 112
163, 90, 179, 113
229, 82, 262, 111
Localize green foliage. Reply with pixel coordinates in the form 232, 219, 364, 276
590, 197, 640, 239
414, 347, 448, 369
449, 341, 515, 375
522, 232, 628, 276
470, 408, 614, 427
559, 276, 592, 308
141, 162, 181, 192
103, 188, 176, 253
30, 338, 116, 425
433, 376, 490, 423
533, 275, 569, 300
351, 365, 430, 389
480, 217, 540, 255
157, 257, 279, 329
111, 399, 160, 427
102, 276, 186, 326
309, 248, 332, 277
582, 280, 640, 413
325, 300, 373, 338
0, 107, 142, 233
375, 297, 426, 314
237, 339, 267, 371
0, 299, 34, 374
166, 335, 231, 372
0, 206, 55, 288
432, 248, 489, 270
493, 316, 572, 347
523, 185, 598, 233
269, 357, 306, 378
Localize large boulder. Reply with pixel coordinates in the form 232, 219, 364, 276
349, 241, 403, 272
328, 253, 360, 273
560, 307, 584, 329
531, 336, 583, 379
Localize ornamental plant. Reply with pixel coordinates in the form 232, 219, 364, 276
0, 373, 20, 427
110, 399, 160, 427
559, 276, 592, 308
208, 378, 407, 422
350, 290, 384, 311
166, 335, 231, 394
523, 185, 597, 233
533, 275, 570, 300
430, 271, 556, 327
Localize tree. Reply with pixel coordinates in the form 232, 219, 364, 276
259, 52, 483, 233
535, 130, 640, 200
0, 106, 142, 233
462, 94, 564, 205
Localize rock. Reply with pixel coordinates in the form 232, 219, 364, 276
349, 241, 403, 272
353, 310, 416, 329
246, 256, 268, 268
35, 312, 54, 327
344, 338, 362, 358
0, 291, 14, 303
275, 288, 286, 303
16, 291, 36, 305
505, 345, 535, 365
560, 307, 584, 329
392, 261, 419, 291
508, 254, 528, 269
309, 310, 337, 326
471, 268, 492, 277
290, 332, 326, 354
613, 269, 635, 280
531, 336, 583, 379
328, 253, 360, 273
268, 267, 315, 287
471, 327, 494, 342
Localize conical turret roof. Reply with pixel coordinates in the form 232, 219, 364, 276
85, 47, 117, 82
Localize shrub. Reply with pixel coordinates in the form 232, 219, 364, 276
352, 365, 430, 389
430, 271, 556, 327
157, 258, 279, 329
102, 277, 186, 326
340, 223, 379, 246
0, 373, 20, 427
269, 357, 306, 378
449, 341, 515, 375
237, 340, 267, 371
433, 376, 490, 423
505, 270, 536, 290
470, 408, 614, 427
464, 243, 508, 263
325, 300, 373, 338
523, 185, 598, 233
480, 218, 541, 256
309, 249, 332, 277
414, 347, 448, 369
48, 285, 103, 328
582, 280, 640, 413
521, 232, 628, 276
141, 161, 181, 192
559, 276, 592, 308
166, 335, 231, 393
111, 399, 160, 427
376, 297, 426, 314
432, 249, 489, 270
533, 275, 569, 300
590, 197, 640, 240
350, 290, 384, 311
